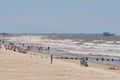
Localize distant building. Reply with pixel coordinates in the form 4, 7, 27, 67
103, 32, 115, 36
0, 32, 11, 37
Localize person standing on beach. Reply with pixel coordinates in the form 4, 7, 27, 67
48, 46, 50, 53
50, 54, 53, 64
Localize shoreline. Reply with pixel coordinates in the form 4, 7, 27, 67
2, 40, 120, 71
2, 37, 120, 67
25, 50, 120, 73
29, 51, 120, 67
4, 41, 120, 72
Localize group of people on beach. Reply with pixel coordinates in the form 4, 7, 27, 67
26, 44, 50, 53
0, 39, 50, 53
0, 40, 16, 51
0, 39, 54, 64
0, 39, 89, 66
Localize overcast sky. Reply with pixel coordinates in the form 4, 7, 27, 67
0, 0, 120, 34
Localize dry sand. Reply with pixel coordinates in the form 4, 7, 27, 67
0, 48, 120, 80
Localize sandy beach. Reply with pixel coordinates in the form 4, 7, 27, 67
0, 47, 120, 80
1, 0, 120, 79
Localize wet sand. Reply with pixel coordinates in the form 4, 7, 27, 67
28, 50, 120, 73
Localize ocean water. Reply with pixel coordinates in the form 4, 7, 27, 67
3, 34, 120, 66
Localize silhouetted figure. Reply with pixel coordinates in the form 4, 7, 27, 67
48, 46, 50, 53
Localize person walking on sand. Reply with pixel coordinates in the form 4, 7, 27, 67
50, 54, 53, 64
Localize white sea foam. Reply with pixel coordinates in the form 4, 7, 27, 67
106, 41, 114, 44
116, 41, 120, 44
93, 39, 105, 43
4, 35, 120, 57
